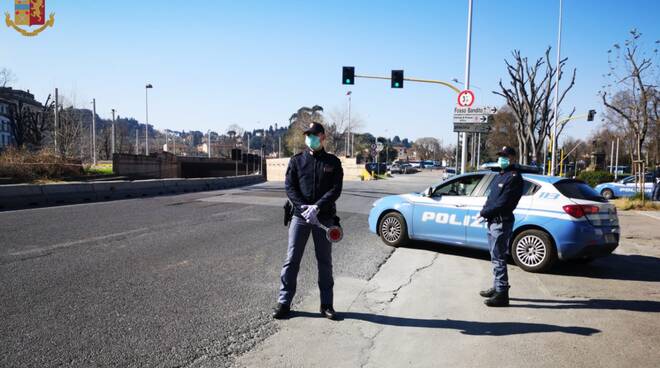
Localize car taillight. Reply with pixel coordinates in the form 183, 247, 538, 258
563, 204, 600, 218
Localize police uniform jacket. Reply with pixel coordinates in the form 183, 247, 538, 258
480, 165, 524, 221
285, 148, 344, 220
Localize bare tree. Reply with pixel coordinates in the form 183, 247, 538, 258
485, 107, 519, 162
54, 103, 84, 158
494, 47, 576, 165
412, 137, 441, 161
601, 29, 659, 167
326, 107, 365, 155
0, 68, 16, 87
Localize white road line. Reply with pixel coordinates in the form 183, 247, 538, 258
635, 211, 660, 221
7, 227, 150, 257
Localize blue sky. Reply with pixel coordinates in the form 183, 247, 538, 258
2, 0, 658, 144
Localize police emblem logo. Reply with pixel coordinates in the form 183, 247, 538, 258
5, 0, 55, 37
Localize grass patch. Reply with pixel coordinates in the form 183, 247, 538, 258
84, 164, 113, 175
612, 197, 660, 211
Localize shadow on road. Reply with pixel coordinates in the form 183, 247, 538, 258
550, 254, 660, 282
401, 241, 660, 283
288, 311, 599, 336
510, 297, 660, 312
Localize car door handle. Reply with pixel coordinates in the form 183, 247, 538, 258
454, 204, 464, 208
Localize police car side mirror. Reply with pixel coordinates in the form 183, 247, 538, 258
423, 186, 434, 197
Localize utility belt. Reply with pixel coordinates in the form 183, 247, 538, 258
489, 214, 514, 224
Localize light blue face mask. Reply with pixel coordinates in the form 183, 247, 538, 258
498, 156, 510, 169
305, 135, 322, 151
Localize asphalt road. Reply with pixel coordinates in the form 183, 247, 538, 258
0, 172, 439, 368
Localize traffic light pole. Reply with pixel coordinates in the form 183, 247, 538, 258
354, 74, 461, 94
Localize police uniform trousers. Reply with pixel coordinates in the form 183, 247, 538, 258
278, 216, 334, 306
487, 219, 514, 291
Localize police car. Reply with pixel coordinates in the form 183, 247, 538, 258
368, 170, 620, 272
594, 173, 655, 199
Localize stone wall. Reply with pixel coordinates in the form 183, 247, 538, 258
266, 156, 364, 181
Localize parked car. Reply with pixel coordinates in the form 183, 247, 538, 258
369, 171, 619, 273
594, 173, 655, 199
365, 162, 388, 175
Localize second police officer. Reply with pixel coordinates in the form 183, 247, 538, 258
273, 122, 344, 320
478, 146, 524, 307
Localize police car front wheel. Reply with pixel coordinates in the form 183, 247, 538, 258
511, 230, 557, 273
601, 189, 614, 200
378, 212, 409, 247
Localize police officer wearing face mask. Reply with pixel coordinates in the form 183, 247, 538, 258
273, 122, 344, 320
478, 146, 524, 307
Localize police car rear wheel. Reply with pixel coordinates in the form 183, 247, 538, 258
601, 189, 614, 200
379, 212, 409, 247
511, 230, 557, 273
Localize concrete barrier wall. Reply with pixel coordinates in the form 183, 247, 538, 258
266, 157, 363, 181
0, 175, 265, 211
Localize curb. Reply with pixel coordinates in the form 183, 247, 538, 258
0, 175, 265, 211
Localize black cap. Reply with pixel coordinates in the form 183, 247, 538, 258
496, 146, 516, 157
303, 122, 325, 135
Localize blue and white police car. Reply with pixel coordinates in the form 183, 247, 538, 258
594, 173, 655, 199
368, 171, 620, 272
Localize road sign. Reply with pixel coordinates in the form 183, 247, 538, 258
376, 142, 384, 152
453, 106, 497, 123
453, 123, 491, 133
457, 90, 475, 107
453, 114, 493, 123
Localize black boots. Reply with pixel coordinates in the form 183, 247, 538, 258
272, 303, 290, 319
320, 304, 337, 320
479, 287, 496, 298
484, 289, 509, 307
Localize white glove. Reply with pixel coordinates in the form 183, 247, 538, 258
301, 205, 320, 225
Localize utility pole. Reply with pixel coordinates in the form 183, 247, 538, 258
550, 0, 563, 176
145, 84, 153, 156
91, 98, 97, 165
614, 137, 620, 180
460, 0, 473, 174
610, 140, 615, 174
346, 91, 352, 157
111, 109, 116, 156
135, 129, 139, 155
278, 135, 282, 158
54, 88, 58, 154
476, 133, 481, 167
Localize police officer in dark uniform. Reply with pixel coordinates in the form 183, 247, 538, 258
273, 122, 344, 320
478, 146, 524, 307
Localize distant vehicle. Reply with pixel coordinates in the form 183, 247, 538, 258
365, 162, 388, 174
394, 163, 418, 174
594, 173, 655, 199
442, 168, 456, 180
369, 171, 619, 272
390, 163, 404, 174
409, 161, 422, 168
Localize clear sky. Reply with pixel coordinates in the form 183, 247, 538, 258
2, 0, 658, 144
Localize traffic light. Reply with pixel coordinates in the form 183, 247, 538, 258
342, 66, 355, 85
587, 109, 596, 121
391, 70, 404, 88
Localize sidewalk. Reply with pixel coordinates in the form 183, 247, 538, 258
236, 213, 660, 368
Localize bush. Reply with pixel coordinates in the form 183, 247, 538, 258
0, 147, 83, 182
577, 170, 614, 187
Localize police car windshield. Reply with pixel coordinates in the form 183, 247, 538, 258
554, 180, 607, 203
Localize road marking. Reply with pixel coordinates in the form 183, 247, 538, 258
7, 227, 150, 257
635, 211, 660, 221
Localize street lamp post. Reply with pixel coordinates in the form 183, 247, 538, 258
54, 88, 58, 153
145, 84, 153, 156
550, 0, 563, 176
460, 0, 474, 175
